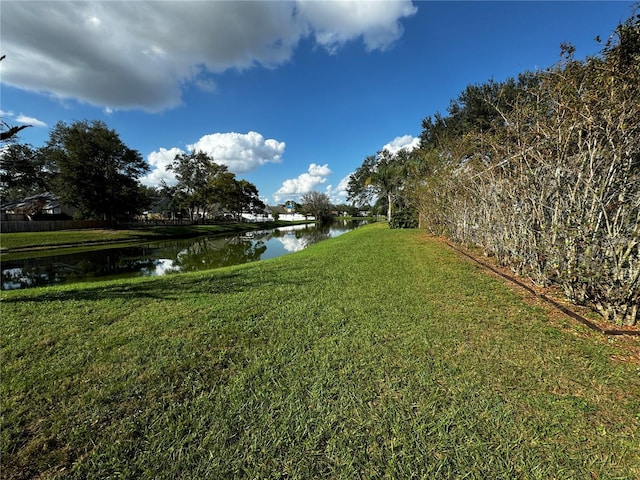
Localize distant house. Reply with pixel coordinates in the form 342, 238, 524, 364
284, 200, 295, 213
0, 193, 75, 220
268, 205, 286, 219
267, 205, 313, 222
238, 205, 271, 222
140, 196, 178, 220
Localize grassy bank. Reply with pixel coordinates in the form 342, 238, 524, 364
2, 223, 639, 479
0, 221, 296, 252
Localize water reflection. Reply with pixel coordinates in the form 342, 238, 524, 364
2, 220, 365, 290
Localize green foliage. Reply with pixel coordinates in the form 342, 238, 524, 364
167, 151, 223, 221
333, 203, 360, 217
347, 154, 379, 207
2, 129, 264, 225
2, 224, 639, 478
45, 120, 149, 222
0, 143, 51, 202
231, 179, 265, 215
348, 148, 422, 222
168, 151, 264, 222
389, 208, 418, 229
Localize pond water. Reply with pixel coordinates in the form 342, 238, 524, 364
1, 220, 367, 290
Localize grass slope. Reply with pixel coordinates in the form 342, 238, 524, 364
2, 223, 639, 479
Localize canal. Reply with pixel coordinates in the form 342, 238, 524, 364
1, 220, 366, 290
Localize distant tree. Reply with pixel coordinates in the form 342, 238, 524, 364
0, 143, 51, 202
347, 149, 407, 222
230, 179, 265, 216
347, 155, 378, 208
168, 151, 223, 222
45, 120, 149, 222
207, 170, 263, 219
168, 151, 264, 222
301, 191, 332, 221
334, 203, 360, 217
137, 184, 159, 215
208, 167, 238, 217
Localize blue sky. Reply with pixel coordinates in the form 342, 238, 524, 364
1, 1, 634, 205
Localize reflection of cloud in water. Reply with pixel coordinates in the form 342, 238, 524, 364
142, 259, 178, 276
279, 234, 309, 252
277, 224, 312, 233
2, 221, 366, 290
2, 267, 30, 290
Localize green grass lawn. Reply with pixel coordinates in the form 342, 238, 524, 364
2, 223, 639, 479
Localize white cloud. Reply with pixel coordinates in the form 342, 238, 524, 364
297, 0, 417, 53
308, 163, 332, 176
15, 114, 47, 128
274, 163, 332, 202
0, 110, 46, 128
325, 174, 353, 204
188, 131, 285, 174
382, 134, 420, 154
279, 235, 309, 253
140, 147, 184, 187
0, 1, 416, 111
140, 132, 286, 187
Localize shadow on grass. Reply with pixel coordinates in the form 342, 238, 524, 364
1, 261, 308, 305
0, 272, 243, 303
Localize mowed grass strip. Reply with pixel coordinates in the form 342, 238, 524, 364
0, 229, 156, 251
0, 221, 289, 252
2, 223, 639, 479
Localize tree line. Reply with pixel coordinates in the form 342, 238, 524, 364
348, 9, 639, 326
1, 117, 366, 224
0, 120, 267, 223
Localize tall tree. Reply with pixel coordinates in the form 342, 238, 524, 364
168, 151, 264, 221
347, 155, 378, 209
347, 149, 408, 222
0, 143, 51, 202
45, 120, 149, 221
230, 179, 265, 217
208, 168, 238, 218
168, 151, 224, 222
301, 191, 332, 221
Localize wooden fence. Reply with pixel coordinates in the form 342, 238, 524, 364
0, 219, 111, 233
1, 216, 276, 233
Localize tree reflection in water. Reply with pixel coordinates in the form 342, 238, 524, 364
1, 220, 366, 290
170, 235, 268, 271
